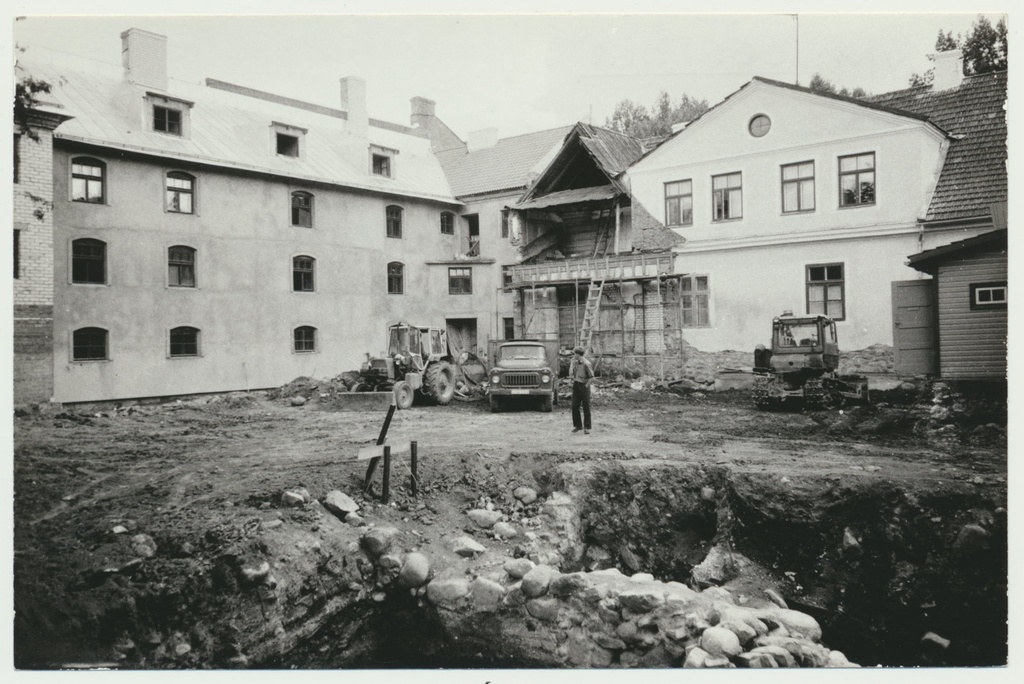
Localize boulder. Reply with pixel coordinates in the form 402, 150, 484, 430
426, 578, 471, 605
492, 521, 519, 539
549, 572, 592, 599
521, 564, 559, 598
467, 509, 503, 529
683, 647, 734, 668
617, 588, 665, 613
736, 651, 779, 668
360, 527, 399, 559
503, 558, 535, 580
513, 486, 538, 504
281, 491, 306, 507
398, 552, 431, 588
131, 534, 157, 558
526, 597, 561, 622
323, 491, 360, 518
772, 609, 822, 642
290, 396, 306, 406
450, 536, 486, 558
471, 577, 506, 610
699, 626, 742, 658
749, 645, 797, 668
590, 632, 627, 650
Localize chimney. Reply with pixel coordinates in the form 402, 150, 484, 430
121, 28, 168, 91
411, 96, 436, 125
467, 128, 499, 152
340, 76, 368, 137
932, 49, 964, 91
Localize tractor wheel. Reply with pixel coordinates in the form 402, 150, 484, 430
489, 395, 501, 413
819, 390, 846, 411
393, 381, 414, 410
753, 376, 773, 410
352, 382, 371, 393
425, 361, 457, 405
540, 393, 553, 412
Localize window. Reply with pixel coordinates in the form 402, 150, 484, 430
293, 256, 315, 292
681, 276, 710, 327
665, 180, 693, 226
449, 267, 472, 295
970, 282, 1007, 310
839, 153, 875, 207
712, 172, 742, 221
440, 212, 455, 235
292, 191, 313, 228
503, 317, 515, 340
73, 327, 108, 361
781, 161, 815, 214
749, 114, 771, 137
502, 265, 513, 289
154, 106, 182, 136
294, 326, 317, 352
169, 326, 200, 357
168, 246, 196, 287
372, 154, 392, 178
166, 172, 195, 214
71, 157, 105, 203
501, 210, 510, 238
277, 133, 300, 157
386, 205, 403, 238
387, 262, 404, 294
807, 263, 845, 320
72, 238, 106, 284
465, 214, 480, 256
13, 230, 20, 279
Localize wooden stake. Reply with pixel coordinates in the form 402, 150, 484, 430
381, 445, 391, 504
363, 402, 396, 493
410, 441, 418, 496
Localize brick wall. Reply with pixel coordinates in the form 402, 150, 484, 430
13, 305, 55, 404
629, 195, 683, 251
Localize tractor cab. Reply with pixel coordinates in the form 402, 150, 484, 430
386, 324, 447, 374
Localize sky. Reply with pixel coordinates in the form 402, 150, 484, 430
8, 1, 1012, 141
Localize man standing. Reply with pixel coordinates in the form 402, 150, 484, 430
569, 346, 594, 434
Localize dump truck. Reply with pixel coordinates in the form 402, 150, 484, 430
356, 323, 457, 409
752, 311, 869, 410
486, 339, 559, 413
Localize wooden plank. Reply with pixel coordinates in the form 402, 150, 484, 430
357, 442, 412, 461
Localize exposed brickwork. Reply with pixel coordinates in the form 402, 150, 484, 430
13, 305, 55, 404
629, 197, 683, 251
13, 129, 55, 307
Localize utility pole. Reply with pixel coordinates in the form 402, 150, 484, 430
794, 14, 800, 86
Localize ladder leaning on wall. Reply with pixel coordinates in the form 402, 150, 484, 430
577, 204, 615, 355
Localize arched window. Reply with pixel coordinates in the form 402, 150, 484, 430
387, 262, 404, 295
71, 157, 106, 203
71, 238, 106, 284
386, 205, 403, 238
293, 256, 315, 292
294, 326, 317, 352
291, 191, 313, 227
166, 171, 195, 213
73, 327, 108, 360
440, 211, 455, 235
168, 245, 196, 287
169, 326, 200, 357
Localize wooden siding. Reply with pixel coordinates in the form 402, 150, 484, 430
937, 252, 1007, 379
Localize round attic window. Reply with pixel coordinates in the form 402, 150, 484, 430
749, 114, 771, 137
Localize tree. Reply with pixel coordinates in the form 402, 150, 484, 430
606, 91, 710, 139
14, 73, 53, 142
807, 73, 867, 99
908, 15, 1008, 86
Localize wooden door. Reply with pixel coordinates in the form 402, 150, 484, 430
891, 279, 937, 376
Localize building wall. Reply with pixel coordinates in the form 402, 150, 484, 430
936, 250, 1007, 380
51, 143, 464, 403
13, 126, 57, 404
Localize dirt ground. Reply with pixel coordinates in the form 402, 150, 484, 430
11, 382, 1008, 668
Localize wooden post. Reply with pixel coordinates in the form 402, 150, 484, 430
410, 441, 418, 496
363, 402, 396, 493
381, 445, 391, 504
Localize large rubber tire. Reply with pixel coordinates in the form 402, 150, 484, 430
489, 395, 501, 413
540, 393, 553, 412
393, 381, 414, 410
425, 361, 457, 405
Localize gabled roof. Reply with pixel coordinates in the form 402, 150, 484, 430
907, 228, 1007, 275
865, 72, 1007, 223
435, 126, 572, 198
574, 122, 646, 177
18, 53, 458, 205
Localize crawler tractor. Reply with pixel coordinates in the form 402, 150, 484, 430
753, 311, 869, 410
356, 323, 457, 409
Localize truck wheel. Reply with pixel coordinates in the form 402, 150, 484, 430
540, 393, 553, 412
425, 361, 457, 405
393, 381, 414, 410
489, 395, 501, 413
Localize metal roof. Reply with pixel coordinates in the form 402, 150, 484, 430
513, 184, 617, 210
907, 229, 1007, 274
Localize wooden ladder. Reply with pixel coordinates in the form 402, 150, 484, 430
592, 206, 614, 259
578, 278, 606, 354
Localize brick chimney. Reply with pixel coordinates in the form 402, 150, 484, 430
340, 76, 368, 137
121, 28, 168, 91
932, 49, 964, 91
410, 96, 436, 128
467, 128, 499, 152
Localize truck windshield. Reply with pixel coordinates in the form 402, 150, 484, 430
775, 322, 820, 347
499, 345, 545, 361
388, 327, 410, 355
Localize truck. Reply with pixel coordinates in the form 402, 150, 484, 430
752, 311, 869, 410
486, 339, 559, 413
356, 323, 457, 409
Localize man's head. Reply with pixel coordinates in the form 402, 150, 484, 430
574, 346, 585, 356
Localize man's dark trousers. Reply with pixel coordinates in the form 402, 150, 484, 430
571, 381, 591, 430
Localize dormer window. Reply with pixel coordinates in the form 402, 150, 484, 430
370, 145, 397, 179
277, 133, 300, 157
154, 106, 182, 135
146, 93, 193, 138
271, 122, 307, 159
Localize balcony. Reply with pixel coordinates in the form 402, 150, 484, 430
506, 252, 674, 288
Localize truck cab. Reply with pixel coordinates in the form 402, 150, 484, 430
487, 340, 558, 413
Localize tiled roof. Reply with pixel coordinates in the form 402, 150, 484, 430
865, 72, 1007, 223
18, 54, 458, 205
435, 126, 572, 198
513, 184, 617, 210
575, 122, 646, 176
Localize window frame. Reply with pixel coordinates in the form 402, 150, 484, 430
448, 266, 473, 295
664, 179, 693, 227
386, 205, 403, 239
503, 317, 516, 341
292, 255, 316, 293
14, 229, 20, 279
970, 281, 1007, 310
270, 122, 307, 159
70, 157, 106, 204
71, 238, 107, 285
781, 161, 816, 214
291, 191, 314, 228
72, 327, 109, 362
387, 261, 404, 295
440, 211, 455, 235
293, 326, 318, 353
146, 93, 193, 139
165, 171, 196, 214
806, 262, 846, 321
169, 326, 201, 358
168, 245, 197, 288
680, 275, 711, 328
838, 152, 876, 208
501, 209, 510, 239
153, 105, 183, 136
711, 172, 743, 222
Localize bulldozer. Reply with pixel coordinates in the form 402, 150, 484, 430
355, 323, 457, 409
752, 311, 869, 410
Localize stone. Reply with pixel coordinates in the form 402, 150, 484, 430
398, 552, 431, 588
378, 553, 402, 569
736, 651, 779, 668
618, 588, 665, 613
241, 561, 270, 583
360, 527, 399, 559
112, 525, 128, 534
467, 509, 503, 529
749, 645, 797, 668
753, 636, 829, 667
450, 536, 486, 558
521, 564, 559, 598
541, 492, 574, 518
629, 572, 655, 583
954, 524, 992, 554
921, 631, 951, 650
513, 486, 538, 504
827, 649, 858, 667
773, 609, 822, 642
719, 618, 757, 645
344, 512, 365, 526
492, 521, 518, 539
683, 647, 734, 668
526, 597, 561, 622
290, 396, 306, 406
549, 572, 592, 598
590, 632, 626, 650
323, 491, 360, 518
597, 599, 621, 625
842, 527, 860, 550
130, 534, 157, 558
763, 588, 788, 609
699, 626, 742, 658
700, 486, 716, 501
503, 558, 535, 579
471, 577, 506, 610
262, 519, 283, 530
691, 545, 752, 587
426, 578, 471, 605
281, 491, 305, 507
